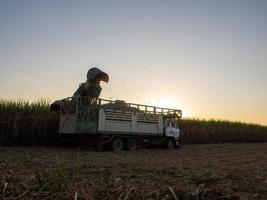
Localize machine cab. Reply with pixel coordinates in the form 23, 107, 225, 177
164, 118, 181, 145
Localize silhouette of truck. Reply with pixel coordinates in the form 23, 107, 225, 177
58, 96, 182, 151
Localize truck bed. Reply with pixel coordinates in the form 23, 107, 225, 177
59, 96, 182, 135
98, 109, 163, 135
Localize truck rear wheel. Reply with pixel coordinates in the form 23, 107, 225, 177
126, 138, 137, 151
112, 138, 124, 152
166, 138, 175, 150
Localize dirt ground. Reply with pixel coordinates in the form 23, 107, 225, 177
0, 143, 267, 200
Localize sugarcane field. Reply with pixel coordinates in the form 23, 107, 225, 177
0, 144, 267, 200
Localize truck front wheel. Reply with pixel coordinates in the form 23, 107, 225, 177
112, 138, 124, 152
166, 138, 175, 150
126, 138, 137, 151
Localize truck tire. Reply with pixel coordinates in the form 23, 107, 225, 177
166, 138, 175, 150
126, 138, 137, 151
176, 138, 181, 149
112, 138, 124, 152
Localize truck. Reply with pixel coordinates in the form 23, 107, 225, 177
58, 96, 182, 151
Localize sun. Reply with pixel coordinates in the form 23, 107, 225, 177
146, 96, 192, 117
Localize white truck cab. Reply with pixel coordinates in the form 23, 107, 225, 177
165, 118, 181, 147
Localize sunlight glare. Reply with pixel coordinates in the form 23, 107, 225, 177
145, 96, 191, 117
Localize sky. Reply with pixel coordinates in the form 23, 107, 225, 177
0, 0, 266, 125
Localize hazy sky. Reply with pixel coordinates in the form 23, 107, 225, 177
0, 0, 266, 125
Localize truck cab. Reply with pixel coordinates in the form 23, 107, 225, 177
164, 118, 181, 148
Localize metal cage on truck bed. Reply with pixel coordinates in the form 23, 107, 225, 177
59, 96, 182, 134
